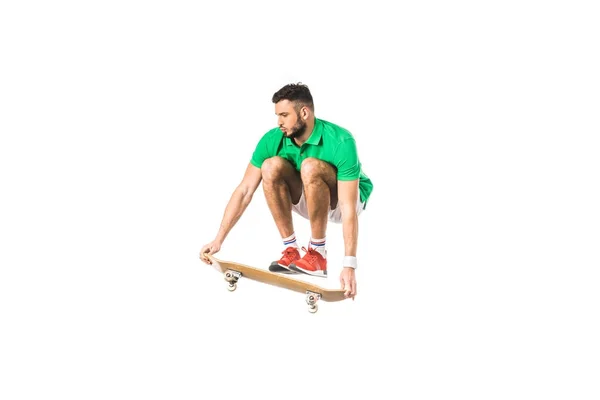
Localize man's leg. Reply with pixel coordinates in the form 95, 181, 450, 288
261, 156, 303, 271
290, 157, 337, 277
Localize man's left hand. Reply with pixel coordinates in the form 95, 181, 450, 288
339, 267, 357, 300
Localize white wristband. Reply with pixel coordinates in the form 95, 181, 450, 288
343, 256, 357, 269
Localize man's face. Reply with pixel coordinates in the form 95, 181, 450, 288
275, 100, 307, 140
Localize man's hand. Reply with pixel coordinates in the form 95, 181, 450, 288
199, 240, 222, 264
339, 267, 357, 300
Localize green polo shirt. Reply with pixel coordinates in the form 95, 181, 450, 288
250, 118, 373, 207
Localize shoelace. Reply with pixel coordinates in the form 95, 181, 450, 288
300, 246, 319, 264
281, 247, 298, 261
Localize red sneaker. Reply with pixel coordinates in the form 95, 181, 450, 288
290, 247, 327, 277
268, 247, 301, 274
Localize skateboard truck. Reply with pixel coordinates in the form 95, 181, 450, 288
305, 291, 321, 313
224, 269, 242, 292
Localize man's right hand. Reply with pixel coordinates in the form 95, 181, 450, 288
199, 240, 222, 264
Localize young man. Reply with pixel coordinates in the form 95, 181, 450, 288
199, 83, 373, 299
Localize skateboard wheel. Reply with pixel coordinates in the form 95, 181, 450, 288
227, 283, 237, 292
308, 304, 318, 313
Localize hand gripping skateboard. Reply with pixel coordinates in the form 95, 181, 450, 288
203, 253, 347, 313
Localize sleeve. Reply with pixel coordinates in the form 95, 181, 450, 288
250, 131, 277, 169
333, 138, 361, 181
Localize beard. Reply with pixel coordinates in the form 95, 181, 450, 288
284, 117, 308, 140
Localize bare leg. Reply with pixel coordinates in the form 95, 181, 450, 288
261, 157, 303, 238
300, 158, 338, 239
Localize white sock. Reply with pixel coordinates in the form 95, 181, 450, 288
282, 233, 299, 250
309, 237, 326, 258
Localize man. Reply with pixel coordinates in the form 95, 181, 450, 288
199, 83, 373, 299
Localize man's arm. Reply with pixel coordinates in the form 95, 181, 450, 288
337, 179, 359, 298
200, 163, 262, 263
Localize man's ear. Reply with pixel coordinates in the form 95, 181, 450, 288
302, 106, 309, 120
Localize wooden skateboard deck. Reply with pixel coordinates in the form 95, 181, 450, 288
203, 253, 347, 313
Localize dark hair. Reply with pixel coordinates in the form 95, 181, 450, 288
272, 82, 314, 113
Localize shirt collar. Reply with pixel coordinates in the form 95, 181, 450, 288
284, 118, 323, 147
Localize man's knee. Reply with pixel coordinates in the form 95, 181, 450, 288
300, 157, 335, 181
261, 156, 292, 181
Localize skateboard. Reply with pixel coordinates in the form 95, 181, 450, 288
203, 253, 347, 313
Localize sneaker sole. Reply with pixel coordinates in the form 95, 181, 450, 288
269, 262, 299, 274
288, 264, 327, 277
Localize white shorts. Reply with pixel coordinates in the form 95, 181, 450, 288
292, 189, 365, 224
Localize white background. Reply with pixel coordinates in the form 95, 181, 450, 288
1, 1, 599, 399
